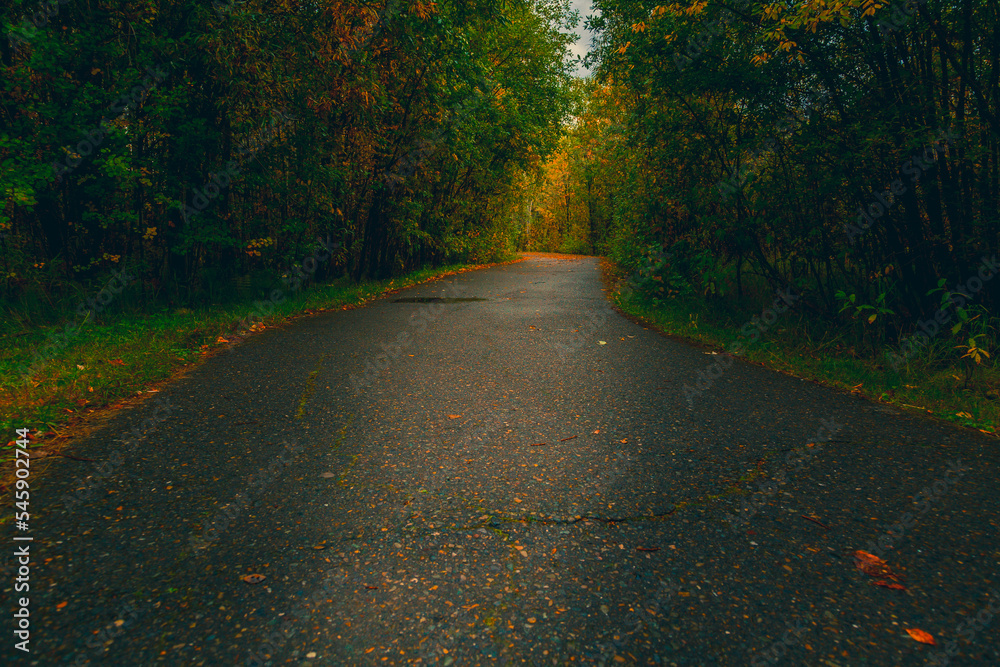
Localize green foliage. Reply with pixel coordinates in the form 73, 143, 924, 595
1, 0, 576, 306
535, 0, 1000, 366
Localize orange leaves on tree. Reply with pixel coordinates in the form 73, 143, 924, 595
411, 1, 437, 20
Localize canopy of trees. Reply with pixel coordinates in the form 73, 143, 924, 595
534, 0, 998, 348
2, 0, 576, 308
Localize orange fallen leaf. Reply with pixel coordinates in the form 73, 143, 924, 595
56, 601, 68, 610
905, 628, 936, 645
874, 580, 906, 590
242, 574, 266, 584
853, 550, 898, 580
447, 415, 461, 419
108, 358, 125, 366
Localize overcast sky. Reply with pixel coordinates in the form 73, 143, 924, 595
567, 0, 599, 77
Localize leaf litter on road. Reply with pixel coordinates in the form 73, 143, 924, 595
853, 550, 905, 589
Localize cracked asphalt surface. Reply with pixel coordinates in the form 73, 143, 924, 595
3, 252, 999, 666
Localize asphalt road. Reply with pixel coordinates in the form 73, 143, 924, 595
4, 253, 998, 666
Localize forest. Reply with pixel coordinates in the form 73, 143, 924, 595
4, 0, 1000, 431
2, 0, 575, 307
521, 0, 999, 428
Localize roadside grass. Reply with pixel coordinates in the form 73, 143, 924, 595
609, 276, 999, 438
0, 261, 501, 450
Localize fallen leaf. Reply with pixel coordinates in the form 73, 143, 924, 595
216, 336, 229, 344
598, 341, 607, 345
320, 472, 336, 478
242, 574, 266, 584
365, 585, 378, 590
76, 364, 85, 370
853, 550, 902, 582
108, 359, 125, 366
56, 601, 68, 610
905, 628, 936, 645
874, 580, 906, 590
956, 411, 973, 419
447, 415, 461, 419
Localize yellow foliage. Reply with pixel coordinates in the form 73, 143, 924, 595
411, 1, 437, 20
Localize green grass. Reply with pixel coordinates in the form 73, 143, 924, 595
609, 276, 1000, 438
0, 261, 497, 445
